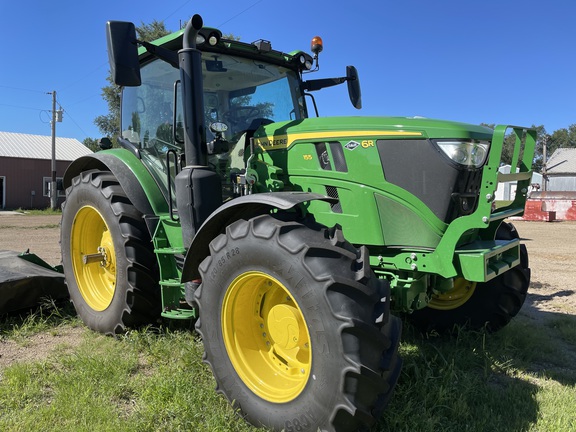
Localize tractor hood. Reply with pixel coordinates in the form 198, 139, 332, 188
253, 116, 494, 149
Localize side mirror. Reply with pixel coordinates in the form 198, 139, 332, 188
106, 21, 141, 86
346, 66, 362, 109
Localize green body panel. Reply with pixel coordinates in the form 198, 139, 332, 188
248, 118, 535, 310
250, 116, 490, 247
96, 148, 170, 215
137, 27, 304, 66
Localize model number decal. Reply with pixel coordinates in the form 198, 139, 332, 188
345, 140, 374, 150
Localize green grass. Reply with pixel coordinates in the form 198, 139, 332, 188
379, 320, 576, 432
1, 304, 575, 432
1, 304, 262, 432
0, 299, 79, 341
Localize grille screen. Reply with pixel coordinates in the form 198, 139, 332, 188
325, 186, 342, 213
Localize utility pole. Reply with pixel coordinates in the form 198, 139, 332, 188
542, 134, 548, 192
49, 91, 58, 210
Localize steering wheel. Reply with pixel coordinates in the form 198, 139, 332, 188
223, 106, 261, 129
144, 138, 181, 166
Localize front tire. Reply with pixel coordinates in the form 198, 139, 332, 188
410, 222, 530, 333
61, 169, 159, 335
194, 214, 401, 432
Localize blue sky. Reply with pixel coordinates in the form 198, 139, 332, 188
1, 0, 574, 143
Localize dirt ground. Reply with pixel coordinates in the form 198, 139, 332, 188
0, 214, 63, 267
512, 220, 576, 321
514, 220, 576, 320
0, 213, 575, 367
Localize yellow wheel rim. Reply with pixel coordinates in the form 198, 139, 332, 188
70, 206, 117, 311
428, 278, 477, 310
222, 271, 311, 403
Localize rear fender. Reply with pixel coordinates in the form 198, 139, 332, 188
63, 151, 168, 217
181, 192, 337, 281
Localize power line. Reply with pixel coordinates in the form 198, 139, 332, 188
0, 102, 43, 111
59, 61, 108, 93
162, 0, 194, 23
218, 0, 265, 27
39, 110, 52, 125
64, 93, 102, 107
56, 97, 91, 138
0, 84, 45, 94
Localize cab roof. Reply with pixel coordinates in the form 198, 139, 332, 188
138, 26, 308, 71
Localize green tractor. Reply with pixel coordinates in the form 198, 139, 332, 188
57, 14, 533, 432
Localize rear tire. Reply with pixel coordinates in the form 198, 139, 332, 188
194, 214, 401, 432
61, 169, 159, 335
410, 222, 530, 333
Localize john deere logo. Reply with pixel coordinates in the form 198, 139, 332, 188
345, 141, 360, 151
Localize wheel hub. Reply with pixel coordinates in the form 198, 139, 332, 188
267, 304, 302, 350
82, 246, 108, 266
428, 278, 477, 310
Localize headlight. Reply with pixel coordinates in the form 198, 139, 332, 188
434, 140, 490, 168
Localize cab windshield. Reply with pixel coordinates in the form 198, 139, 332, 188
121, 52, 304, 199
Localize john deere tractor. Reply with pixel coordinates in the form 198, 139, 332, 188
56, 14, 533, 432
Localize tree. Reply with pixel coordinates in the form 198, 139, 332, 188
136, 20, 171, 42
93, 74, 121, 140
82, 137, 100, 152
545, 124, 576, 163
480, 123, 549, 172
93, 21, 171, 147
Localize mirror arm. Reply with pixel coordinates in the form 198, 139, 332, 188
139, 40, 179, 68
302, 77, 348, 92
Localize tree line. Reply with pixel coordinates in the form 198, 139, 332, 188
481, 124, 576, 173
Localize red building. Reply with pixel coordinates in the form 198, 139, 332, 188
0, 132, 93, 209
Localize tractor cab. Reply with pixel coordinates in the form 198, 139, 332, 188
107, 18, 360, 211
119, 48, 306, 202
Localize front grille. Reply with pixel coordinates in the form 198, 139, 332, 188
377, 139, 484, 223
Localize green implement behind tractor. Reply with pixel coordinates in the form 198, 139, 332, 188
1, 13, 534, 432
